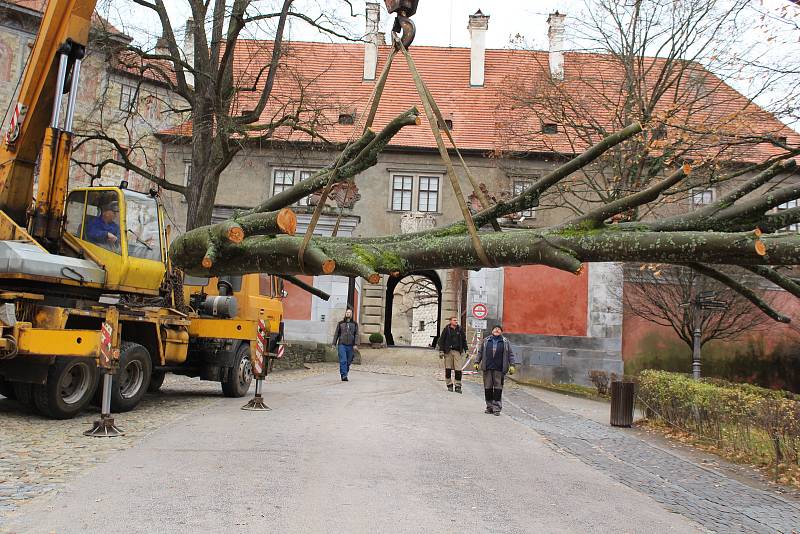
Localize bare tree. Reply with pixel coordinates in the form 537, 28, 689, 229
499, 0, 798, 221
74, 0, 360, 230
396, 276, 438, 313
624, 264, 772, 351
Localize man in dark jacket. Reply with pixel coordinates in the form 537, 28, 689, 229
474, 325, 516, 415
333, 309, 358, 381
437, 317, 468, 393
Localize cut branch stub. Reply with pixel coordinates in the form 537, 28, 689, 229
202, 243, 217, 269
235, 208, 297, 239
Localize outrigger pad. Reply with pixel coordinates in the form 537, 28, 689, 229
241, 394, 271, 411
84, 415, 124, 437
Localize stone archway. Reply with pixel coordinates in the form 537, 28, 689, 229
384, 270, 443, 348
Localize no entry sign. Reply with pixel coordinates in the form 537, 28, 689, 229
472, 303, 488, 319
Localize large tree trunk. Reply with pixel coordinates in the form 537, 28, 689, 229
169, 115, 800, 322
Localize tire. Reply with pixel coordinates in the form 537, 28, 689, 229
32, 358, 99, 419
221, 343, 252, 398
0, 380, 16, 400
110, 342, 152, 412
13, 382, 39, 413
147, 370, 166, 393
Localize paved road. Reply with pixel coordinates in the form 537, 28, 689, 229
496, 384, 800, 533
4, 368, 700, 534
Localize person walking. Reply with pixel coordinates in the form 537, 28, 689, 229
438, 317, 467, 393
474, 325, 516, 415
333, 309, 359, 382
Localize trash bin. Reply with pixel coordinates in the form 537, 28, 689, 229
610, 380, 635, 427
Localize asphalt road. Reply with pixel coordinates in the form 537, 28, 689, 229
3, 369, 700, 534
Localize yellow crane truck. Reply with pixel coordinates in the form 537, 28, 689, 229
0, 0, 284, 425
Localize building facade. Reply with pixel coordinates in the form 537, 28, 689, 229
4, 2, 799, 385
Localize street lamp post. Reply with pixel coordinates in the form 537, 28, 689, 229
681, 286, 729, 380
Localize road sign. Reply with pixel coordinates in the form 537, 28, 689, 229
472, 303, 488, 319
470, 318, 487, 330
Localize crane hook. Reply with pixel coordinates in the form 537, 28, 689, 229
384, 1, 419, 48
392, 14, 416, 49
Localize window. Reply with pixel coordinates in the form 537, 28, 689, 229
542, 123, 558, 134
82, 190, 122, 254
692, 188, 714, 209
183, 160, 192, 187
777, 200, 799, 232
119, 83, 138, 112
513, 180, 536, 219
259, 274, 274, 297
65, 191, 87, 238
272, 169, 313, 206
438, 118, 453, 131
418, 176, 439, 212
125, 191, 162, 261
391, 175, 413, 211
273, 169, 295, 196
338, 113, 355, 125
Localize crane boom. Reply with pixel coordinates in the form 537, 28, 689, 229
0, 0, 96, 236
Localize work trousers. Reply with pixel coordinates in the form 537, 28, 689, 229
483, 369, 505, 412
443, 350, 463, 386
338, 344, 354, 378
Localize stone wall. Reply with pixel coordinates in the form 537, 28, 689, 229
506, 333, 623, 387
273, 340, 361, 371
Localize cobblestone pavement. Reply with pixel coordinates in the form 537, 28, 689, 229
0, 365, 328, 528
476, 383, 800, 534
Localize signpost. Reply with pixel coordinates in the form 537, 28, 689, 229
469, 318, 487, 330
466, 303, 489, 375
680, 288, 729, 379
472, 303, 488, 320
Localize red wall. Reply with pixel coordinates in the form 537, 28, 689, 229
503, 265, 589, 336
283, 275, 313, 321
622, 283, 800, 361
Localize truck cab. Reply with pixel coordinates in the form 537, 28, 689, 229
63, 186, 166, 294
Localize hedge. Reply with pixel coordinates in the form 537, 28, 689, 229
638, 371, 800, 466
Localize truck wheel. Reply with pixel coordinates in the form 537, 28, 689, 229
13, 382, 39, 413
33, 358, 98, 419
0, 380, 16, 400
148, 370, 166, 393
111, 342, 152, 412
221, 343, 252, 398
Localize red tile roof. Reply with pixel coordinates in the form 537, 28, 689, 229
158, 40, 798, 163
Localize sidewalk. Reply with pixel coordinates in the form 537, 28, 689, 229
484, 381, 800, 534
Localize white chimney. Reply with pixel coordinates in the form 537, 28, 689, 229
183, 18, 195, 86
468, 10, 490, 87
364, 3, 381, 81
547, 11, 566, 81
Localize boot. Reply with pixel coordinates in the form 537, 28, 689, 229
493, 388, 503, 415
447, 384, 454, 392
454, 385, 462, 394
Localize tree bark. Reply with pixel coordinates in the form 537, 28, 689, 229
169, 121, 800, 323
